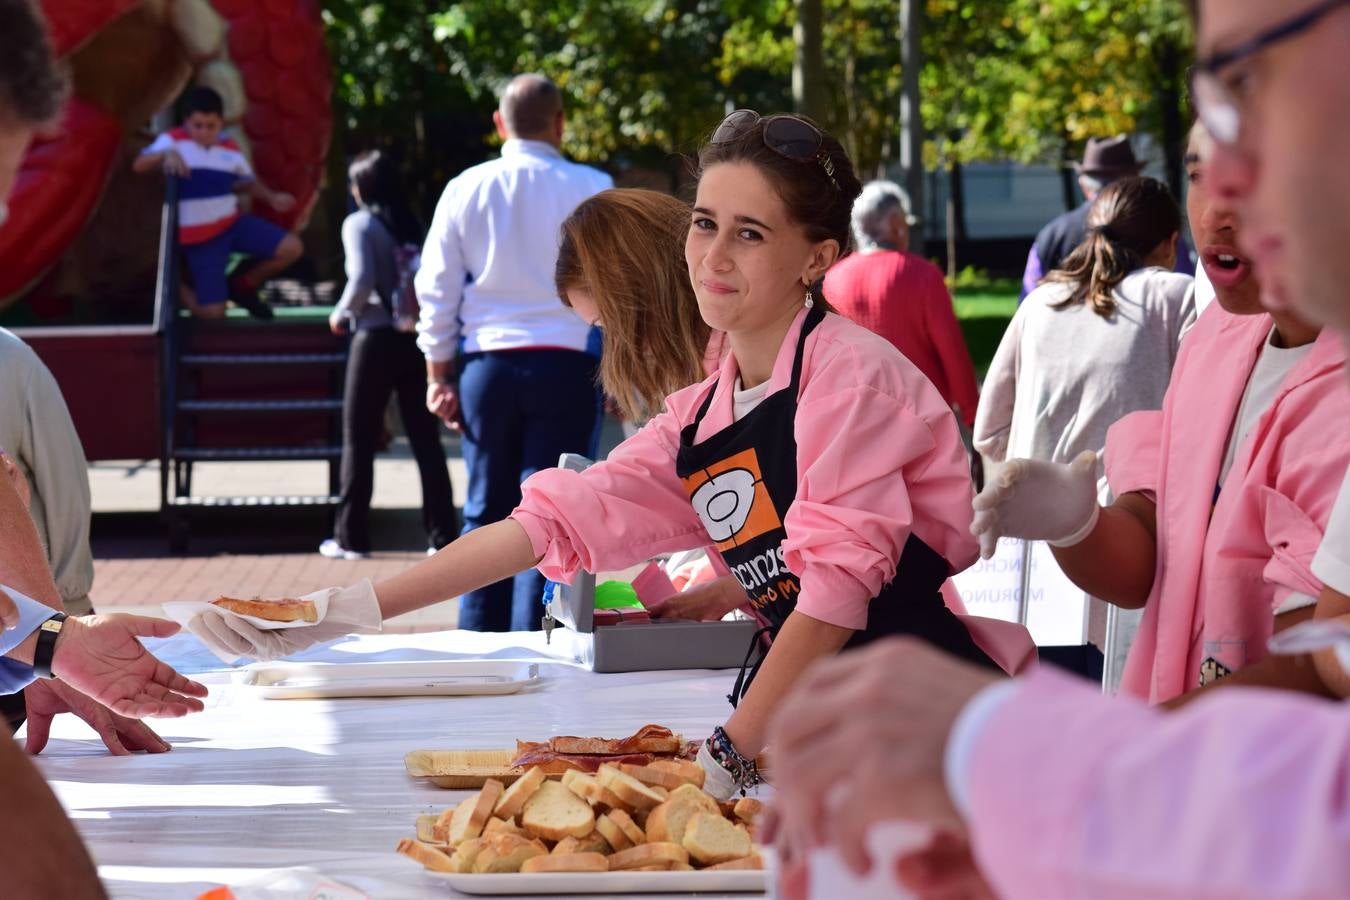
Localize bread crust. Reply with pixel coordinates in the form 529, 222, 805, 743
521, 851, 609, 873
210, 596, 318, 623
396, 838, 457, 872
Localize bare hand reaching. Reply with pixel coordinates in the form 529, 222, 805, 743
24, 679, 173, 756
50, 615, 208, 719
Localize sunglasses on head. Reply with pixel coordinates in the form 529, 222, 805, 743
711, 109, 841, 191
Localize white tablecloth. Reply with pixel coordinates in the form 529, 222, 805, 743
29, 629, 762, 899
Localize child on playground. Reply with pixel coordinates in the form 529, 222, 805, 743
133, 86, 302, 320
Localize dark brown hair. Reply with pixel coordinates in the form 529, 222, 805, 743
1044, 176, 1181, 317
696, 112, 862, 306
556, 189, 710, 421
0, 0, 68, 126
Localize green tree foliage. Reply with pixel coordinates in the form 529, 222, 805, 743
322, 0, 1192, 194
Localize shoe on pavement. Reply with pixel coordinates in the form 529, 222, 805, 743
319, 539, 368, 561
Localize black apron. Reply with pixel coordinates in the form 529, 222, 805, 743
675, 307, 996, 706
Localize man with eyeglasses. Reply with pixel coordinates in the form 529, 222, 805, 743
764, 3, 1350, 896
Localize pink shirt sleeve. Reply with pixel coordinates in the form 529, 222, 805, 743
1104, 409, 1164, 498
965, 666, 1350, 899
511, 411, 710, 583
787, 357, 978, 630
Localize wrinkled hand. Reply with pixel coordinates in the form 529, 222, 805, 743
765, 638, 999, 875
895, 832, 998, 900
270, 192, 296, 212
969, 450, 1100, 559
328, 310, 348, 336
426, 382, 462, 431
51, 615, 208, 718
646, 576, 747, 621
187, 580, 383, 663
162, 149, 190, 177
1, 452, 31, 512
24, 678, 173, 756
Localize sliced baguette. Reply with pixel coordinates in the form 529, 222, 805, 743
493, 765, 546, 821
607, 841, 689, 871
521, 851, 610, 873
520, 779, 597, 841
562, 771, 627, 810
644, 797, 704, 846
681, 812, 752, 865
595, 809, 639, 852
647, 757, 706, 789
732, 797, 764, 824
448, 837, 483, 873
471, 833, 548, 873
482, 816, 525, 838
396, 838, 457, 873
667, 783, 719, 814
596, 765, 668, 811
552, 831, 612, 856
415, 814, 444, 846
705, 853, 764, 871
617, 762, 689, 792
444, 779, 504, 846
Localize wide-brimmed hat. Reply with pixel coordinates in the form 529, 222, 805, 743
1073, 135, 1145, 177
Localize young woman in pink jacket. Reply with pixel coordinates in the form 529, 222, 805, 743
191, 111, 997, 795
971, 122, 1350, 706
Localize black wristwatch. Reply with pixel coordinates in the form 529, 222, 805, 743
32, 612, 67, 680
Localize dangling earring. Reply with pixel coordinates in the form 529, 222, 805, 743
804, 288, 814, 309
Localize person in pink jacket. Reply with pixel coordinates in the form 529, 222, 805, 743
765, 1, 1350, 896
970, 122, 1350, 706
189, 110, 997, 797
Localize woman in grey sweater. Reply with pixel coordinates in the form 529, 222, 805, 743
322, 151, 458, 559
975, 176, 1195, 468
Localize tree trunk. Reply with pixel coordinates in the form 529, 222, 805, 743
793, 0, 827, 121
1155, 38, 1186, 199
950, 155, 968, 240
945, 175, 958, 280
899, 0, 925, 240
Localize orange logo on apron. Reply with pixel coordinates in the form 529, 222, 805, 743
681, 447, 782, 552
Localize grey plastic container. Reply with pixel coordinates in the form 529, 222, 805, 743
548, 454, 763, 674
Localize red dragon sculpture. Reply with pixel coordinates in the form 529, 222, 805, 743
0, 0, 331, 311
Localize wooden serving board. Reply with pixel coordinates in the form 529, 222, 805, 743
404, 748, 525, 789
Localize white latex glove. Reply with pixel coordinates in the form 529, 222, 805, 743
187, 580, 383, 663
970, 450, 1101, 560
697, 740, 739, 801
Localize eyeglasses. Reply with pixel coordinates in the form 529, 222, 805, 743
711, 109, 841, 191
1190, 0, 1350, 145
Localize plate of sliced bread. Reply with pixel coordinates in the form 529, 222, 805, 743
397, 756, 766, 894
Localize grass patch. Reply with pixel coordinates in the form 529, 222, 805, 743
952, 278, 1018, 377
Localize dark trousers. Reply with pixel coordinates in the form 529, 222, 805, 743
335, 328, 458, 553
457, 348, 599, 632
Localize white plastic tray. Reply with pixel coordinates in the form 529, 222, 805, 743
430, 868, 765, 895
235, 660, 541, 699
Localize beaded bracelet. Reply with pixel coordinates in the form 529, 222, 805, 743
706, 725, 762, 792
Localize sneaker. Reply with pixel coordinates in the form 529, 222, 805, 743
319, 539, 368, 561
228, 275, 274, 320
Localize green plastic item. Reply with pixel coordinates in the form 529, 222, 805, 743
594, 580, 643, 609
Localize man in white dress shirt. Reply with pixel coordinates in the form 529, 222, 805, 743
415, 74, 612, 631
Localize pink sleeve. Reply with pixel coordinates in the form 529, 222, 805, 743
511, 413, 709, 583
966, 666, 1350, 899
786, 386, 976, 630
1104, 409, 1164, 497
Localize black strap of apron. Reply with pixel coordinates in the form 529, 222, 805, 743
688, 305, 826, 430
727, 625, 774, 708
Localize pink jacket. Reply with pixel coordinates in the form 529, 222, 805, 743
966, 666, 1350, 899
1106, 306, 1350, 702
512, 308, 978, 630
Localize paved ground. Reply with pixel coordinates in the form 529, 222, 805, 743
89, 421, 625, 632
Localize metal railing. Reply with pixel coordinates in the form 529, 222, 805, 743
154, 176, 180, 524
